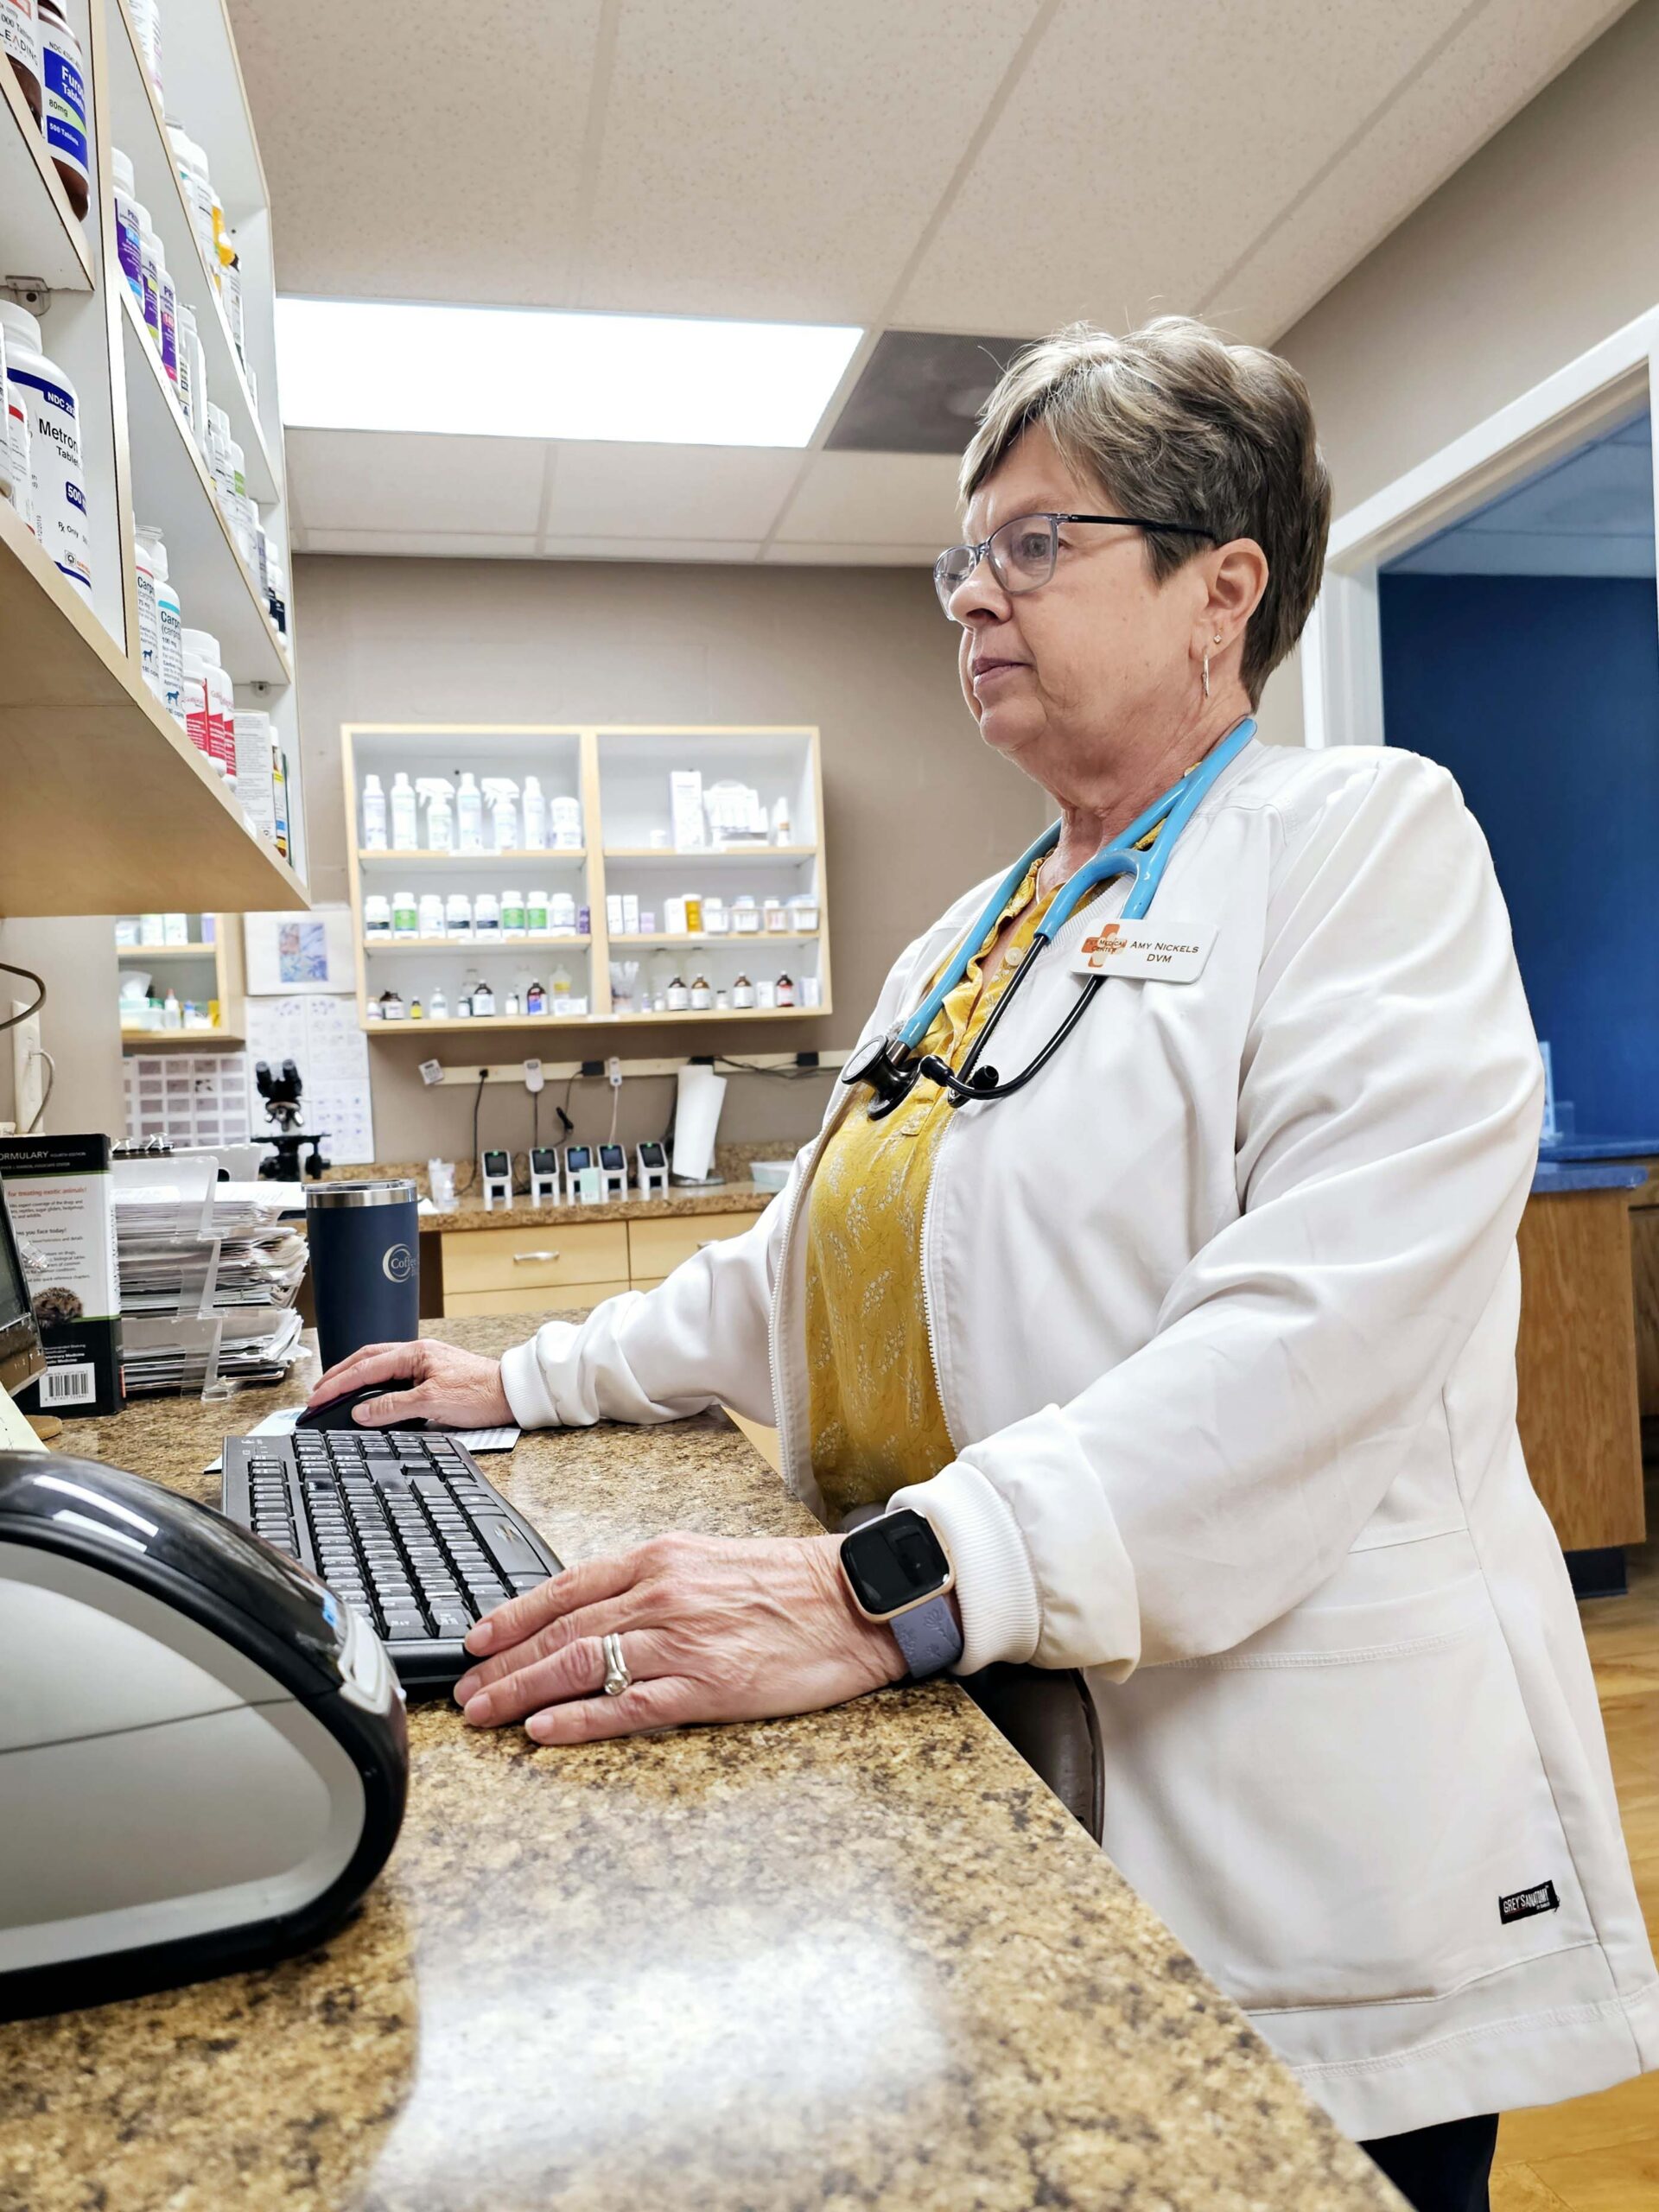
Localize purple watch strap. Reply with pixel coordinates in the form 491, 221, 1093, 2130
890, 1593, 963, 1681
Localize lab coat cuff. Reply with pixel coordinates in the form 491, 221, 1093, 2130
499, 1332, 567, 1430
889, 1460, 1041, 1674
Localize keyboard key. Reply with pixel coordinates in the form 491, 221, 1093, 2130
429, 1607, 473, 1637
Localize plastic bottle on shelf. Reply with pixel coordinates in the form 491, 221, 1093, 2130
525, 981, 546, 1017
132, 533, 162, 701
175, 305, 205, 445
446, 893, 473, 940
456, 772, 484, 852
500, 888, 526, 938
776, 973, 797, 1007
391, 890, 418, 939
389, 772, 417, 849
523, 776, 547, 849
156, 255, 179, 386
167, 125, 218, 271
35, 2, 88, 220
550, 794, 582, 849
429, 988, 448, 1021
474, 893, 500, 940
232, 710, 276, 839
136, 528, 184, 725
0, 304, 89, 594
525, 888, 550, 934
270, 739, 289, 858
227, 440, 258, 566
110, 153, 144, 308
417, 893, 444, 940
138, 223, 162, 346
416, 776, 455, 851
179, 637, 213, 765
217, 227, 245, 365
181, 629, 233, 782
204, 403, 235, 511
485, 778, 519, 851
128, 0, 162, 97
265, 553, 288, 639
1, 316, 32, 536
363, 894, 391, 938
472, 980, 495, 1019
2, 0, 41, 123
772, 796, 793, 845
550, 965, 572, 1008
361, 773, 388, 849
162, 988, 182, 1033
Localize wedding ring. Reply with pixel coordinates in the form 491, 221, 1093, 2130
601, 1631, 631, 1697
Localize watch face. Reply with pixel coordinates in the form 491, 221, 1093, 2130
482, 1150, 510, 1178
530, 1148, 557, 1173
564, 1147, 591, 1173
841, 1509, 949, 1617
598, 1144, 626, 1172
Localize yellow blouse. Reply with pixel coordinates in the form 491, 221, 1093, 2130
804, 853, 1060, 1522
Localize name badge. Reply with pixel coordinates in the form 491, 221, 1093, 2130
1071, 920, 1216, 983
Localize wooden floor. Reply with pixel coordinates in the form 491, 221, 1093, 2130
1492, 1465, 1659, 2210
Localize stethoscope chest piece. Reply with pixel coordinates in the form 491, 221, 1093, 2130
839, 1032, 921, 1119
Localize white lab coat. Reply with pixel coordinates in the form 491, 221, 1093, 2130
501, 738, 1659, 2140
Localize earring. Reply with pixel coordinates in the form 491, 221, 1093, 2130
1201, 650, 1211, 701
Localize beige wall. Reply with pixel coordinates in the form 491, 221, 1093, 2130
292, 554, 1048, 1162
1268, 0, 1659, 747
0, 918, 123, 1137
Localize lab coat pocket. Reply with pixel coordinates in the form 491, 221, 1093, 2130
1097, 1573, 1593, 2012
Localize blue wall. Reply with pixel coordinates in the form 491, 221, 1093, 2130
1378, 573, 1659, 1141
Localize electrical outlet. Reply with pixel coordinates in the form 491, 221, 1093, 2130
606, 1056, 623, 1088
11, 1000, 43, 1134
523, 1058, 544, 1093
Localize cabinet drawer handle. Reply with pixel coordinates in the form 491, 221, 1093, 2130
512, 1249, 562, 1262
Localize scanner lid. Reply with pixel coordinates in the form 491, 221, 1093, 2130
0, 1453, 349, 1699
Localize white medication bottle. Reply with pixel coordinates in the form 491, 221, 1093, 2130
2, 0, 41, 123
1, 303, 89, 594
500, 888, 526, 938
138, 912, 165, 944
110, 152, 144, 308
417, 776, 454, 851
181, 629, 232, 780
445, 893, 473, 939
485, 778, 518, 851
429, 988, 448, 1020
391, 889, 418, 938
550, 891, 576, 932
132, 532, 162, 699
175, 305, 204, 444
523, 776, 547, 849
3, 327, 33, 533
388, 771, 417, 849
270, 738, 289, 857
36, 1, 88, 220
162, 912, 188, 945
550, 794, 582, 849
360, 772, 388, 849
162, 988, 182, 1032
167, 125, 217, 269
474, 893, 500, 939
525, 888, 550, 933
550, 964, 572, 1006
417, 893, 444, 939
363, 894, 391, 938
219, 229, 245, 364
156, 256, 179, 385
129, 0, 162, 95
232, 711, 276, 840
801, 976, 823, 1009
772, 796, 793, 845
180, 642, 212, 763
456, 772, 483, 852
135, 525, 182, 721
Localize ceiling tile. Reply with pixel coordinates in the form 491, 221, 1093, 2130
537, 537, 764, 563
286, 430, 548, 535
545, 443, 803, 539
228, 0, 604, 302
896, 0, 1500, 334
769, 452, 963, 547
1198, 0, 1635, 340
571, 0, 1042, 321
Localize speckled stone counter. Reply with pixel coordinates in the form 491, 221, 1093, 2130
0, 1319, 1402, 2212
419, 1182, 773, 1234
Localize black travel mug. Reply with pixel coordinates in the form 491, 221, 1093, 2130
305, 1179, 419, 1370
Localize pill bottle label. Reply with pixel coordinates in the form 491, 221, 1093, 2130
1, 0, 39, 81
158, 275, 178, 382
114, 198, 143, 301
11, 361, 90, 593
185, 676, 212, 760
39, 19, 86, 194
156, 591, 183, 716
134, 558, 160, 690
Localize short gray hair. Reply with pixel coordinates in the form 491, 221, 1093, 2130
960, 317, 1332, 702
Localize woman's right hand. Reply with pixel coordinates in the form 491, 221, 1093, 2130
306, 1338, 514, 1429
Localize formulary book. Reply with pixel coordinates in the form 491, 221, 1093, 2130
0, 1134, 123, 1417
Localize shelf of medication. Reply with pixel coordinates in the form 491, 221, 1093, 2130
106, 0, 280, 501
117, 939, 217, 959
0, 498, 304, 912
364, 1008, 819, 1038
364, 935, 592, 954
610, 931, 821, 949
119, 287, 289, 683
121, 1022, 241, 1046
602, 844, 820, 862
357, 848, 588, 868
0, 27, 94, 289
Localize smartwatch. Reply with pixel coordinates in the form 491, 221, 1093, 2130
838, 1508, 963, 1681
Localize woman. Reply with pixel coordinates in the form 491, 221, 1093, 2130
312, 319, 1656, 2210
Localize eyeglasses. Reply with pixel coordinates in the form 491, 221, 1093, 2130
933, 511, 1216, 617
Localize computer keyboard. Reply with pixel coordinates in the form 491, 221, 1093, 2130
222, 1427, 563, 1694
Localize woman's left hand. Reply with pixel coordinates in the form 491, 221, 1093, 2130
451, 1532, 906, 1743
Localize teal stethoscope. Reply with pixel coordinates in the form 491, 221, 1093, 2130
841, 715, 1256, 1119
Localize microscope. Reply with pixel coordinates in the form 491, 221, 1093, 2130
253, 1059, 331, 1181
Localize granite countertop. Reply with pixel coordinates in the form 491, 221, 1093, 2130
0, 1319, 1402, 2212
346, 1146, 791, 1235
1529, 1161, 1651, 1195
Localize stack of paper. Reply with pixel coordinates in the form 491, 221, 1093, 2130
113, 1167, 310, 1396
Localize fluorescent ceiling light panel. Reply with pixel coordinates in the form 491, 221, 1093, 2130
276, 299, 863, 448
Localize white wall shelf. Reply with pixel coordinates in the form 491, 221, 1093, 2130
0, 41, 96, 289
0, 0, 304, 915
342, 723, 831, 1033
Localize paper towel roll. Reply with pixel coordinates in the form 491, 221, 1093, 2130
672, 1065, 727, 1183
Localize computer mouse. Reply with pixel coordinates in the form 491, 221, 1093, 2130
296, 1378, 425, 1432
0, 1451, 408, 2022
